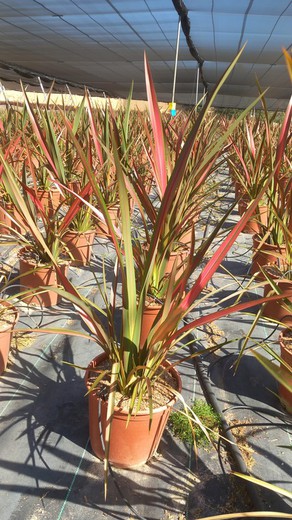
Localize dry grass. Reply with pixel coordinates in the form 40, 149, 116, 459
226, 417, 256, 471
11, 331, 35, 351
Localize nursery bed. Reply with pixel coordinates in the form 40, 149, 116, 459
0, 226, 291, 519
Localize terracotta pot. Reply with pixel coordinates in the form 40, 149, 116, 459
237, 193, 250, 216
12, 206, 28, 233
85, 352, 182, 468
19, 249, 68, 307
263, 279, 292, 325
36, 188, 64, 217
238, 198, 268, 234
95, 205, 119, 238
140, 300, 162, 347
228, 163, 243, 199
62, 229, 96, 266
165, 248, 188, 281
179, 229, 194, 246
234, 179, 243, 200
0, 300, 19, 374
67, 180, 82, 193
0, 203, 26, 234
0, 204, 13, 234
251, 235, 287, 279
241, 219, 262, 235
278, 330, 292, 413
178, 213, 198, 247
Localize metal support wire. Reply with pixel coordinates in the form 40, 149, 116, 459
171, 17, 181, 106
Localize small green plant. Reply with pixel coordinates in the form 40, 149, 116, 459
169, 399, 221, 447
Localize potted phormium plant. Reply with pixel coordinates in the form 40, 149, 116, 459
0, 154, 97, 306
61, 205, 96, 266
60, 185, 96, 266
247, 92, 292, 277
87, 59, 228, 320
0, 157, 69, 307
87, 87, 138, 237
0, 87, 109, 305
227, 113, 271, 234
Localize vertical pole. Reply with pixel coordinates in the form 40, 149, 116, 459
170, 17, 181, 115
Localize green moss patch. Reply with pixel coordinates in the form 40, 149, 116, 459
169, 399, 221, 447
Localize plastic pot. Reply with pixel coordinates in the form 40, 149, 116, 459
63, 229, 96, 266
19, 248, 68, 307
85, 352, 182, 468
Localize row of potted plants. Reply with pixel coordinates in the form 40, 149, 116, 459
0, 48, 291, 507
229, 90, 292, 326
228, 49, 292, 419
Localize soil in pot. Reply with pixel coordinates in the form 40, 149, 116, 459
85, 352, 182, 468
278, 329, 292, 414
0, 301, 19, 374
18, 248, 68, 307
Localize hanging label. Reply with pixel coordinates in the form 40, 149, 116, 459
168, 102, 176, 116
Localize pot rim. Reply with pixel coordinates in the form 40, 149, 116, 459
252, 234, 286, 252
63, 228, 96, 237
18, 246, 70, 267
85, 351, 182, 416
